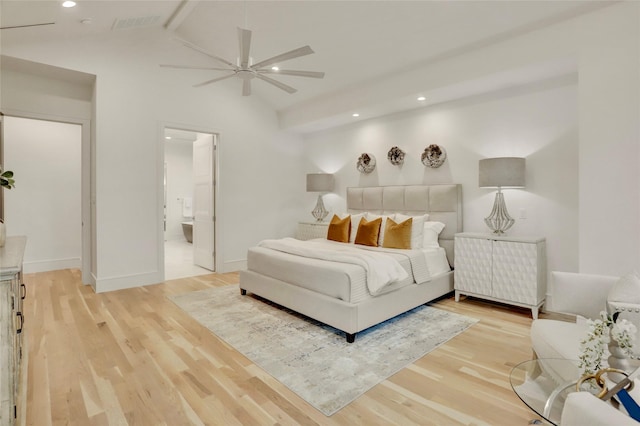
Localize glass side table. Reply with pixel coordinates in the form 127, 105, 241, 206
510, 358, 582, 425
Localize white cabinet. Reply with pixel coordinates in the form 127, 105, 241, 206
0, 237, 26, 426
296, 222, 329, 241
454, 232, 546, 319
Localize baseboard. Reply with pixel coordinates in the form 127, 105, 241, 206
94, 270, 163, 293
23, 257, 81, 274
221, 259, 247, 273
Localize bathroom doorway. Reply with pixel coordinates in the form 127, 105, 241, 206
163, 127, 216, 280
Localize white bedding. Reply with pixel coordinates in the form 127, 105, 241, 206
248, 238, 450, 303
259, 238, 411, 295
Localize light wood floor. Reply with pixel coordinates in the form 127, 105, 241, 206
20, 269, 554, 425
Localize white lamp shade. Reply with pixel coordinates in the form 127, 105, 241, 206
479, 157, 525, 188
306, 173, 334, 192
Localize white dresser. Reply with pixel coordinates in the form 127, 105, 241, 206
0, 237, 26, 426
454, 232, 546, 319
296, 221, 329, 240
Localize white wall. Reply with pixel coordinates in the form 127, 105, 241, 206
576, 4, 640, 274
301, 2, 639, 277
1, 2, 637, 291
3, 116, 82, 272
1, 29, 306, 291
304, 79, 579, 275
164, 138, 194, 242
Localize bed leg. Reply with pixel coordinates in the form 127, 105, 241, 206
346, 333, 355, 343
240, 288, 246, 295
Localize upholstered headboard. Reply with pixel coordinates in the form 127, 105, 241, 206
346, 184, 462, 266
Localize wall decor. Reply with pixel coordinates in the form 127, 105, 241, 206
421, 144, 447, 168
387, 146, 405, 166
356, 153, 376, 174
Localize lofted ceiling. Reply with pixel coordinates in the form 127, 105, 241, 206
0, 0, 611, 130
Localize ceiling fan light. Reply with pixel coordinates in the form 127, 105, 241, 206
271, 66, 279, 71
62, 1, 77, 8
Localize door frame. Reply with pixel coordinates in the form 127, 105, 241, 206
158, 121, 220, 278
1, 109, 92, 285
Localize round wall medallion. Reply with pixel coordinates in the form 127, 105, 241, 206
356, 153, 376, 174
421, 144, 447, 168
387, 146, 405, 166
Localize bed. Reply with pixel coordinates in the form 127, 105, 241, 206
239, 184, 462, 342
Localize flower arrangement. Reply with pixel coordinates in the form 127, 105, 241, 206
0, 167, 15, 190
579, 311, 637, 375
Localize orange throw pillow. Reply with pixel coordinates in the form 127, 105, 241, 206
354, 217, 382, 247
327, 214, 350, 243
382, 217, 412, 249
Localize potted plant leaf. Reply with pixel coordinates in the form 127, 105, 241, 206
0, 167, 15, 247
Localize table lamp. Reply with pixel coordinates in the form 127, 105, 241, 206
479, 157, 525, 234
306, 173, 334, 222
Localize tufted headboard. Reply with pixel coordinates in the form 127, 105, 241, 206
346, 184, 462, 267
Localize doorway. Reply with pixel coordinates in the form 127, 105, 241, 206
2, 115, 85, 274
163, 127, 217, 280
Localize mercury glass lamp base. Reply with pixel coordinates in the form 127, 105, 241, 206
311, 194, 329, 222
484, 190, 515, 235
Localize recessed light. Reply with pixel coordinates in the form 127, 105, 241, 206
62, 1, 77, 8
165, 136, 172, 140
417, 96, 426, 101
352, 113, 360, 117
271, 66, 279, 71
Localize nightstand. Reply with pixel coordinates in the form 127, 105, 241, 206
454, 232, 547, 319
296, 221, 329, 240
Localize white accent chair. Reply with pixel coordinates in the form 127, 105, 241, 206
530, 272, 618, 361
530, 271, 640, 425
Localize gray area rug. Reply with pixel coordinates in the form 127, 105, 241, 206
170, 285, 478, 416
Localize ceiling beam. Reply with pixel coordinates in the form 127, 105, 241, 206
164, 0, 200, 31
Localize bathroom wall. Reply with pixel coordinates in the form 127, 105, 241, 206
164, 138, 194, 242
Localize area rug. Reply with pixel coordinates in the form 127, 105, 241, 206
170, 285, 478, 416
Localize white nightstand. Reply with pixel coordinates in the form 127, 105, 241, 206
296, 221, 329, 240
454, 232, 547, 319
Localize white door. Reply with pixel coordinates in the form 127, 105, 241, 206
192, 134, 215, 271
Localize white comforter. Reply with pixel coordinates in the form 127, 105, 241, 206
258, 238, 411, 295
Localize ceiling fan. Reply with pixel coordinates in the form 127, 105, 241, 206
161, 27, 325, 96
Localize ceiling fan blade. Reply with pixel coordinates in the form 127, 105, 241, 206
174, 38, 236, 69
193, 73, 236, 88
255, 74, 297, 94
1, 22, 55, 30
251, 45, 314, 70
160, 64, 235, 71
242, 79, 252, 96
257, 69, 324, 79
238, 27, 252, 69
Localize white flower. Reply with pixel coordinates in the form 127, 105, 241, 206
611, 319, 637, 357
578, 311, 636, 375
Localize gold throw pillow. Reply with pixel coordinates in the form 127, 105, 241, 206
354, 217, 382, 247
382, 217, 412, 249
326, 214, 350, 243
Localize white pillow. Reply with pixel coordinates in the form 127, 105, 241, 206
422, 221, 446, 249
393, 213, 429, 249
606, 271, 640, 357
364, 213, 391, 247
337, 213, 366, 243
349, 213, 366, 243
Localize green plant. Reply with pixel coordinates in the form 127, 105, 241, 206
0, 167, 15, 189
